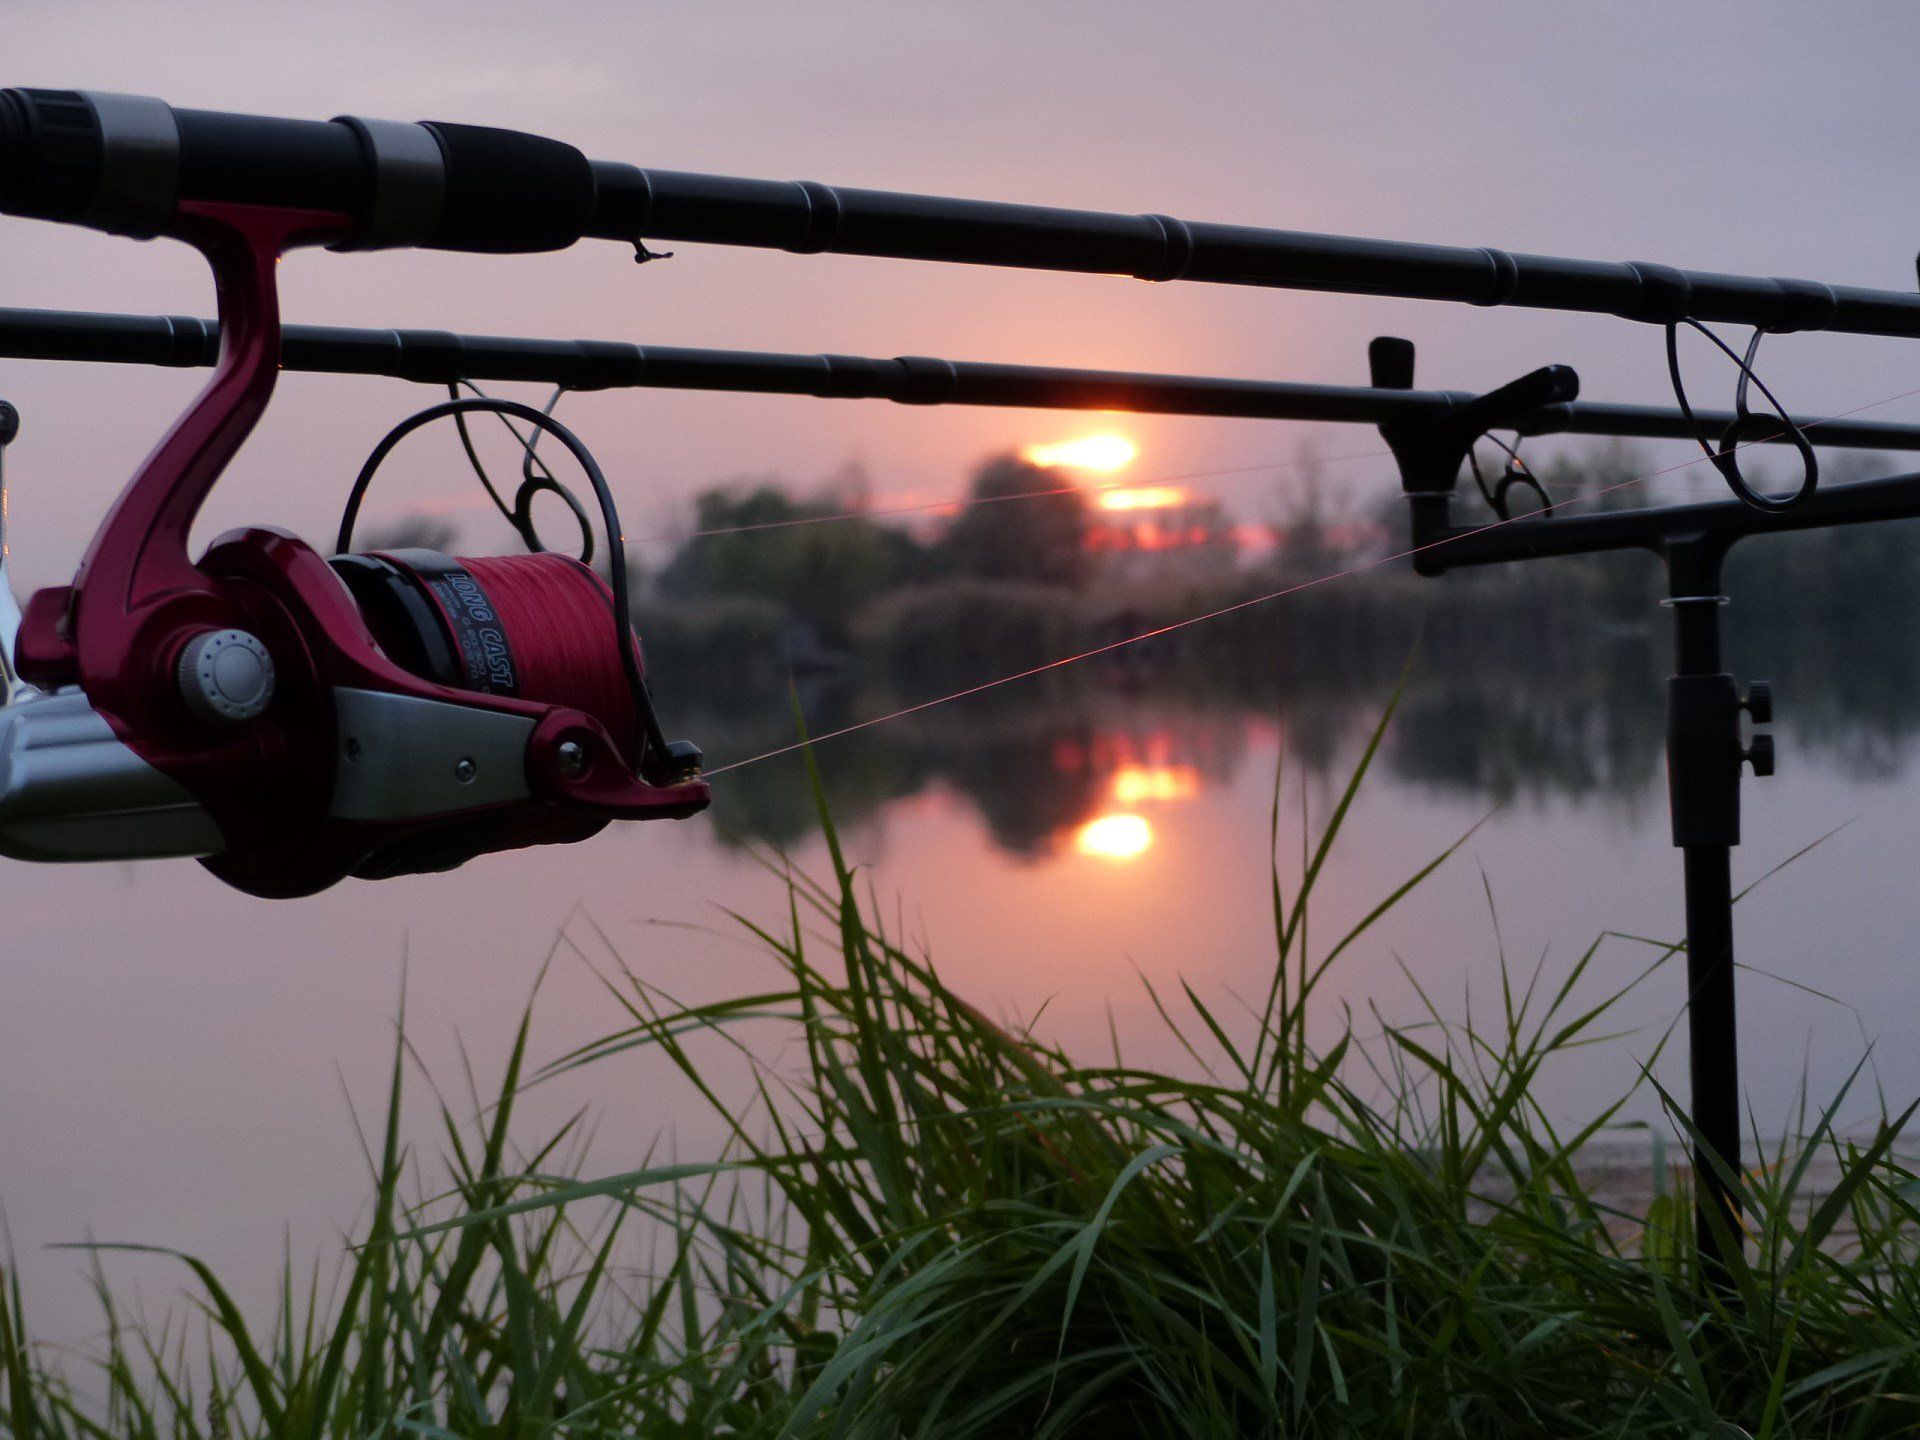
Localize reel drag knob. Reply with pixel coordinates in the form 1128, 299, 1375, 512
176, 629, 275, 725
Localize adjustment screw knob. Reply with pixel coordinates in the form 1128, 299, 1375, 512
177, 629, 275, 726
1746, 733, 1776, 778
1744, 680, 1774, 725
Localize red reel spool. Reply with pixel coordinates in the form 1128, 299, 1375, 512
331, 548, 645, 763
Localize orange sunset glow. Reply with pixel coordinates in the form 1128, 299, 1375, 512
1021, 433, 1138, 473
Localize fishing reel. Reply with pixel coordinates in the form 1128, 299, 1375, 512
0, 96, 708, 896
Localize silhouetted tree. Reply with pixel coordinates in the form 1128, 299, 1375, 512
936, 454, 1089, 588
659, 480, 921, 641
1272, 442, 1349, 575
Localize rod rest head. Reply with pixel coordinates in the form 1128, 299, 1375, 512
1368, 335, 1579, 495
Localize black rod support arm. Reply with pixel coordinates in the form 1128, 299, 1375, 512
1411, 464, 1920, 574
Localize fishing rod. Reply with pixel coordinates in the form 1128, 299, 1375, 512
4, 89, 1916, 337
8, 304, 1920, 457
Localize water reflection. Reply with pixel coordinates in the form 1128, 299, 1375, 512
692, 685, 1256, 858
14, 594, 1920, 1351
673, 611, 1920, 857
1110, 763, 1201, 805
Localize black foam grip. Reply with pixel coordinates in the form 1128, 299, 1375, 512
421, 122, 593, 253
173, 108, 367, 214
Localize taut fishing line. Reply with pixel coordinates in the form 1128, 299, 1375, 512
638, 407, 1807, 550
646, 441, 1709, 547
704, 380, 1920, 778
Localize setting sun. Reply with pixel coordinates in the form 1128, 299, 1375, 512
1022, 434, 1138, 473
1074, 813, 1154, 862
1096, 485, 1188, 512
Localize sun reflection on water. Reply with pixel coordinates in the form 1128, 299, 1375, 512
1074, 813, 1154, 862
1110, 763, 1201, 806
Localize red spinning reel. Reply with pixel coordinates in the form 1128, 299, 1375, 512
0, 93, 708, 895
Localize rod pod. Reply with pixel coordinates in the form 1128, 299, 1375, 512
1373, 336, 1799, 1284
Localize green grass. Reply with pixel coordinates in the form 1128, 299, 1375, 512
8, 699, 1920, 1437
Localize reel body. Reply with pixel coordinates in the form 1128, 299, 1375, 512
0, 197, 707, 896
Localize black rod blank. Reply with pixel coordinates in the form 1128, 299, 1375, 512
589, 167, 1920, 340
4, 305, 1920, 452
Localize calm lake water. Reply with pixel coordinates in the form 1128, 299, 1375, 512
5, 607, 1920, 1343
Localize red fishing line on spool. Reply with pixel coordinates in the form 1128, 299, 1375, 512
339, 547, 646, 766
456, 553, 643, 760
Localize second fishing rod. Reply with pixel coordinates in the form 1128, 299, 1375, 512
6, 304, 1920, 458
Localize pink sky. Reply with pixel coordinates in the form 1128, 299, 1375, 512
4, 0, 1918, 584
